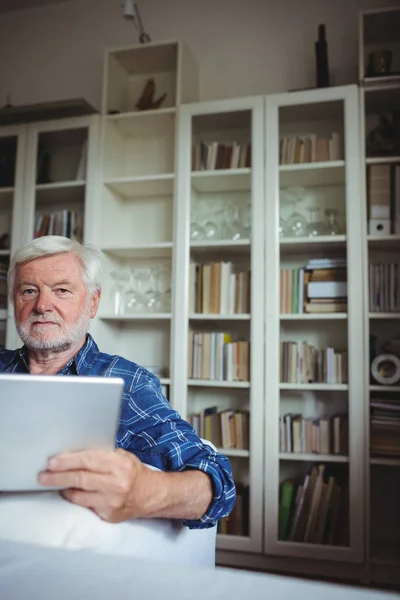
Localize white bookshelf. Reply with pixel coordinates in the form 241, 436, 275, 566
0, 125, 27, 347
360, 69, 400, 586
87, 40, 200, 398
265, 85, 364, 564
175, 96, 265, 553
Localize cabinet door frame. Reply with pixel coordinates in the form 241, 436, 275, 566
174, 96, 265, 554
264, 85, 365, 563
0, 124, 28, 348
23, 115, 100, 246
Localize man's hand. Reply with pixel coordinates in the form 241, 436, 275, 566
37, 449, 213, 523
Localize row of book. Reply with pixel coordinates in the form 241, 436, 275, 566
279, 464, 347, 545
370, 398, 400, 458
33, 210, 83, 241
189, 261, 250, 315
188, 408, 249, 450
279, 133, 342, 165
280, 413, 348, 455
369, 263, 400, 313
280, 341, 348, 385
192, 141, 251, 171
280, 258, 347, 315
218, 483, 249, 536
0, 261, 7, 310
367, 164, 400, 234
188, 332, 250, 382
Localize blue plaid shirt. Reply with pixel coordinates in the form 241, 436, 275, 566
0, 334, 236, 529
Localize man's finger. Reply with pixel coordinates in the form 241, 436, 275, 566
60, 489, 102, 511
37, 469, 107, 491
46, 450, 116, 473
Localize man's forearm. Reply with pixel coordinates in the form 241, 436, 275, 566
135, 469, 213, 521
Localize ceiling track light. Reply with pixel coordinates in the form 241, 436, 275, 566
122, 0, 151, 44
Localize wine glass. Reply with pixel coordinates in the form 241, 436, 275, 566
306, 207, 326, 237
124, 268, 146, 313
325, 208, 341, 235
109, 270, 129, 315
280, 187, 307, 237
190, 204, 205, 241
279, 217, 288, 238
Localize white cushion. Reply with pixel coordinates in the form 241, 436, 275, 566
0, 462, 217, 568
0, 491, 216, 567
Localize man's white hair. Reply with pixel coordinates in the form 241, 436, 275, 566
8, 236, 102, 303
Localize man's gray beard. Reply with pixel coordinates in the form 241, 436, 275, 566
16, 306, 92, 353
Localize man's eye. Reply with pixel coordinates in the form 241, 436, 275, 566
22, 289, 35, 296
58, 288, 70, 294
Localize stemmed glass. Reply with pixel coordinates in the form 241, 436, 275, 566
110, 270, 129, 315
324, 208, 341, 235
190, 204, 205, 241
306, 207, 326, 237
281, 187, 307, 237
124, 268, 146, 314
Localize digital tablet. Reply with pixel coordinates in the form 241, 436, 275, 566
0, 373, 125, 491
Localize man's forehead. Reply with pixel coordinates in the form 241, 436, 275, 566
16, 253, 83, 278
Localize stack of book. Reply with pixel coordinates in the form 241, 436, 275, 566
188, 331, 250, 382
370, 399, 400, 458
369, 262, 400, 312
188, 406, 249, 450
192, 141, 251, 171
280, 258, 347, 314
218, 483, 249, 536
280, 413, 348, 455
189, 261, 250, 314
280, 341, 348, 384
279, 465, 348, 545
279, 133, 342, 165
367, 163, 400, 234
34, 210, 83, 241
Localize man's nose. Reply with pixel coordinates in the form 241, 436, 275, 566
34, 290, 54, 314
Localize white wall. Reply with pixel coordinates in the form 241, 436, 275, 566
0, 0, 396, 111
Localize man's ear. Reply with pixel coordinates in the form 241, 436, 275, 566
89, 290, 101, 319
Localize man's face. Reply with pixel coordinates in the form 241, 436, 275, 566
14, 253, 100, 352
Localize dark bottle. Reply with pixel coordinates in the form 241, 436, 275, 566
315, 24, 330, 88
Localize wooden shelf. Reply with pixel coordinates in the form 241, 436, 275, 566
217, 448, 249, 458
370, 457, 400, 467
368, 234, 400, 250
280, 313, 347, 320
0, 187, 14, 207
370, 385, 400, 392
101, 242, 173, 259
280, 235, 346, 254
36, 181, 86, 205
0, 309, 7, 320
0, 250, 10, 257
99, 313, 171, 321
366, 156, 400, 165
191, 168, 251, 193
105, 108, 176, 136
188, 379, 250, 389
104, 174, 174, 198
159, 377, 171, 385
369, 313, 400, 319
189, 313, 250, 321
279, 161, 345, 187
190, 240, 251, 256
279, 453, 349, 463
280, 383, 348, 391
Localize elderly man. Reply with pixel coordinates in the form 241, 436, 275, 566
0, 236, 235, 529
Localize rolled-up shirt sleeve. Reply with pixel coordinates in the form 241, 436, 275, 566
116, 370, 236, 529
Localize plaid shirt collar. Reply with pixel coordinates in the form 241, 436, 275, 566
15, 334, 99, 375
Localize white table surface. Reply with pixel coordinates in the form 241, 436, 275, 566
0, 539, 398, 600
